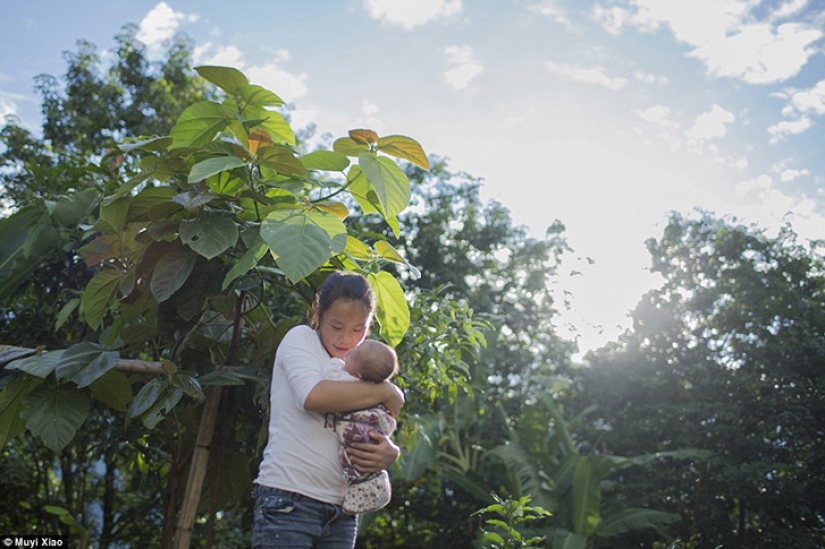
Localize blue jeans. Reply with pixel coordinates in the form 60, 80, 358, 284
252, 485, 357, 549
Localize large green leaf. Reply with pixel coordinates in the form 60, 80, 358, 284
260, 207, 347, 283
571, 455, 602, 535
188, 156, 246, 183
78, 234, 119, 266
397, 422, 436, 482
195, 65, 249, 95
375, 240, 421, 279
127, 186, 177, 221
333, 137, 369, 157
141, 386, 183, 429
128, 378, 164, 418
593, 508, 681, 539
0, 375, 44, 446
237, 83, 284, 107
98, 195, 130, 234
300, 150, 350, 172
368, 271, 410, 346
170, 101, 229, 148
487, 443, 549, 509
150, 246, 197, 302
118, 136, 173, 153
208, 171, 246, 196
346, 166, 381, 215
221, 235, 268, 290
358, 151, 411, 217
344, 236, 372, 260
55, 342, 120, 388
551, 530, 588, 549
259, 146, 306, 176
179, 216, 239, 260
0, 206, 57, 301
6, 350, 65, 378
89, 369, 133, 412
21, 377, 91, 452
377, 135, 430, 170
82, 266, 122, 330
244, 105, 295, 145
0, 347, 36, 367
50, 188, 101, 227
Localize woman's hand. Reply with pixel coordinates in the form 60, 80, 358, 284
347, 431, 400, 474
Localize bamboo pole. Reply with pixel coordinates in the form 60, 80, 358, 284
173, 386, 223, 549
173, 290, 247, 549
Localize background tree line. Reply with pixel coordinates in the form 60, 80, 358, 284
0, 24, 822, 549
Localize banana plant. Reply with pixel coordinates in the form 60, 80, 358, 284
487, 394, 710, 549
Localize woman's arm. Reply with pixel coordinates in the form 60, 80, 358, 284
303, 379, 405, 416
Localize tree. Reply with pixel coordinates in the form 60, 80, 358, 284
1, 25, 215, 207
0, 45, 441, 548
572, 212, 825, 548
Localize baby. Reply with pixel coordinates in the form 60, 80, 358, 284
326, 339, 399, 515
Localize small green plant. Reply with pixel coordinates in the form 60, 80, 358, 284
473, 493, 552, 549
652, 535, 705, 549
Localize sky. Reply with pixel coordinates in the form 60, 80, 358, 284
2, 0, 825, 356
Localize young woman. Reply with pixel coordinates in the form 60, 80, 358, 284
252, 272, 404, 549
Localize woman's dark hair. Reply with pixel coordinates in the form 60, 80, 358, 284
310, 272, 376, 328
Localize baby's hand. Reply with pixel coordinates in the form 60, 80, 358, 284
383, 382, 405, 416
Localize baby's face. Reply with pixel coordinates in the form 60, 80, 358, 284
343, 347, 363, 378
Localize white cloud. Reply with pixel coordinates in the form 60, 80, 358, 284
362, 100, 380, 115
591, 4, 656, 37
246, 64, 309, 103
780, 168, 810, 182
444, 45, 484, 90
733, 169, 823, 238
197, 44, 244, 67
735, 174, 772, 196
768, 115, 812, 144
787, 79, 825, 115
767, 79, 825, 142
687, 104, 734, 141
364, 0, 462, 29
771, 0, 810, 21
690, 22, 823, 84
196, 45, 308, 103
546, 62, 628, 90
0, 96, 17, 121
137, 2, 198, 59
529, 0, 571, 26
638, 104, 678, 127
593, 0, 823, 84
634, 70, 668, 85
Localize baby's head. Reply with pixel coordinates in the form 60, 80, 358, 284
344, 340, 399, 383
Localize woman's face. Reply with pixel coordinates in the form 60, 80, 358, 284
316, 298, 372, 359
